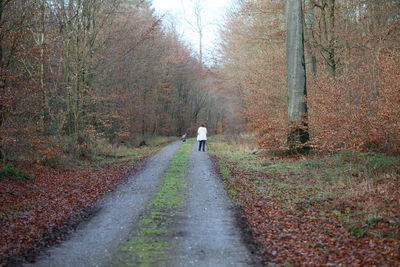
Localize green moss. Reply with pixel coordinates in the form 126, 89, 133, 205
120, 237, 168, 266
114, 140, 193, 266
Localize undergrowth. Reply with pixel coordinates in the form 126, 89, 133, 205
80, 136, 178, 164
208, 134, 400, 265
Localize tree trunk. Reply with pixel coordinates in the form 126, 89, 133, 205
0, 0, 9, 128
319, 0, 336, 77
304, 0, 317, 75
327, 0, 336, 77
286, 0, 309, 150
193, 0, 203, 68
39, 0, 49, 128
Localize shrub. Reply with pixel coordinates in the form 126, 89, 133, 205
309, 50, 400, 154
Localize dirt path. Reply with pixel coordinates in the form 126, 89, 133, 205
27, 141, 182, 267
170, 143, 256, 266
28, 141, 257, 267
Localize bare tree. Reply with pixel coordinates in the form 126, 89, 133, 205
304, 0, 317, 75
182, 0, 207, 67
310, 0, 336, 76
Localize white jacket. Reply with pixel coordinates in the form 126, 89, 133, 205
197, 127, 207, 141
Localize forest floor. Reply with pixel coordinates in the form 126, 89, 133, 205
0, 137, 176, 266
1, 139, 258, 266
209, 135, 400, 266
3, 134, 399, 266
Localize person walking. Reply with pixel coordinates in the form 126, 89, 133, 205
197, 124, 207, 152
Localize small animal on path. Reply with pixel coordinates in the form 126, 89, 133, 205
181, 133, 187, 142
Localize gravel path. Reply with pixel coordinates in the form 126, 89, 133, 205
27, 140, 257, 267
170, 143, 256, 266
27, 141, 182, 267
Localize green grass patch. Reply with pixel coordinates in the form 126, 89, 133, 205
0, 164, 32, 181
114, 140, 193, 266
349, 223, 368, 238
208, 134, 400, 239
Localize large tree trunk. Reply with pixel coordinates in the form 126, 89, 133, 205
286, 0, 309, 150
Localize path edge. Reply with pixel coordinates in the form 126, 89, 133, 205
209, 154, 264, 267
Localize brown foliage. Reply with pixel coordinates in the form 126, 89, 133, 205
217, 0, 288, 148
217, 0, 400, 153
0, 160, 142, 264
309, 50, 400, 153
213, 155, 400, 266
0, 0, 224, 161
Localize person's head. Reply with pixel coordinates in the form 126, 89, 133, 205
201, 123, 205, 128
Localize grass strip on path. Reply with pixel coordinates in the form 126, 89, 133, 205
114, 140, 193, 266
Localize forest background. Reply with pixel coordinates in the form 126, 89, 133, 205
1, 0, 399, 162
1, 0, 227, 162
1, 0, 400, 264
1, 0, 399, 161
218, 0, 399, 153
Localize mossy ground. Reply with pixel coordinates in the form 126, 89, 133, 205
208, 134, 400, 265
114, 140, 193, 266
209, 135, 400, 233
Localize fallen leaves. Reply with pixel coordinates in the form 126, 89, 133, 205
0, 160, 143, 265
213, 156, 400, 266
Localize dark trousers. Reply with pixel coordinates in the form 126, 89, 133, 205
199, 140, 206, 151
